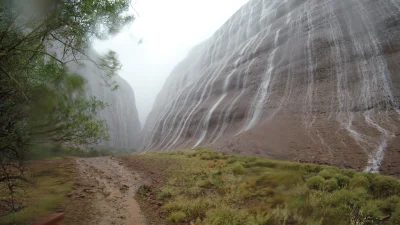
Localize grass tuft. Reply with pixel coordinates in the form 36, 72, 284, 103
133, 149, 400, 225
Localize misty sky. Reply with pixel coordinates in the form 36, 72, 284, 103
94, 0, 249, 124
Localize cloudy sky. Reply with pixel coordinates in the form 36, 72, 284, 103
94, 0, 249, 124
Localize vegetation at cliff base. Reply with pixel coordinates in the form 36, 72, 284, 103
0, 0, 133, 216
130, 149, 400, 225
0, 159, 75, 224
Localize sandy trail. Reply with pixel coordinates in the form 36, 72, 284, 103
75, 157, 147, 225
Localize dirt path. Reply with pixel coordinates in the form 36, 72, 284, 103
75, 157, 147, 225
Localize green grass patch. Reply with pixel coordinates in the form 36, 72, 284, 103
26, 143, 135, 160
132, 148, 400, 225
0, 160, 75, 224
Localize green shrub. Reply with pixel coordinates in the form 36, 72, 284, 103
359, 200, 382, 222
232, 164, 246, 175
302, 164, 323, 174
341, 169, 356, 178
335, 174, 350, 188
349, 175, 370, 189
329, 188, 367, 207
306, 176, 325, 190
381, 195, 400, 213
196, 179, 214, 188
254, 171, 301, 188
137, 149, 400, 225
187, 186, 203, 197
167, 211, 186, 223
246, 159, 277, 168
389, 205, 400, 225
277, 161, 301, 170
318, 169, 337, 179
370, 176, 400, 198
202, 207, 249, 225
200, 152, 223, 160
163, 198, 215, 219
227, 157, 238, 164
247, 213, 271, 225
248, 166, 269, 174
324, 178, 339, 192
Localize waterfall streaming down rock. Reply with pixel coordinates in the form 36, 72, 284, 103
141, 0, 400, 174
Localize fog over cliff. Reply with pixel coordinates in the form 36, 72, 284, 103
94, 0, 250, 123
141, 0, 400, 175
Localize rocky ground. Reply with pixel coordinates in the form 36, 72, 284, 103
34, 157, 148, 225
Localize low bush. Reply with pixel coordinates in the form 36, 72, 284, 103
167, 211, 186, 223
389, 205, 400, 225
232, 163, 246, 175
318, 169, 338, 179
349, 174, 370, 189
381, 195, 400, 213
306, 176, 325, 190
323, 178, 339, 192
370, 175, 400, 198
135, 149, 400, 225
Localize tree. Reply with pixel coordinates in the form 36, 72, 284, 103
99, 50, 122, 91
0, 0, 133, 215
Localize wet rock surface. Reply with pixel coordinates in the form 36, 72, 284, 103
141, 0, 400, 173
67, 50, 142, 150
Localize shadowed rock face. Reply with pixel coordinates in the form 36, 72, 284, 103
67, 52, 142, 150
141, 0, 400, 174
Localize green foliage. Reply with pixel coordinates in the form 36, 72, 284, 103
134, 149, 400, 225
306, 176, 325, 190
389, 205, 400, 225
231, 163, 246, 175
202, 207, 256, 225
99, 50, 121, 90
318, 169, 338, 179
335, 174, 350, 188
199, 151, 224, 160
0, 0, 133, 215
381, 195, 400, 213
350, 174, 370, 189
323, 178, 339, 192
245, 159, 277, 168
167, 211, 187, 223
163, 198, 216, 219
0, 160, 74, 224
370, 175, 400, 198
28, 61, 109, 146
25, 143, 134, 160
301, 164, 323, 174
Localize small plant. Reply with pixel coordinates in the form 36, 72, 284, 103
323, 178, 339, 192
381, 195, 400, 213
301, 164, 323, 174
246, 159, 277, 168
167, 211, 186, 223
306, 176, 325, 190
335, 174, 350, 188
389, 205, 400, 225
216, 160, 225, 168
370, 175, 400, 198
349, 174, 370, 189
129, 149, 400, 225
202, 206, 249, 225
318, 169, 337, 179
232, 164, 246, 175
138, 185, 151, 197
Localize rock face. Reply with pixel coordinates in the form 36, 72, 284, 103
68, 52, 142, 150
141, 0, 400, 174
